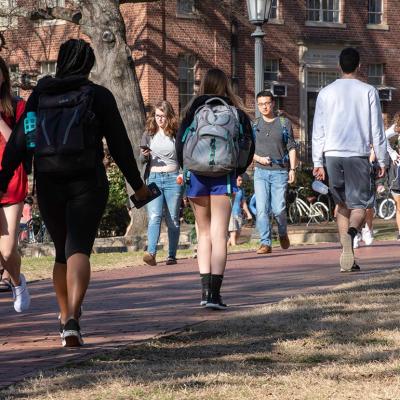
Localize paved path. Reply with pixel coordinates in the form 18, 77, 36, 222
1, 240, 400, 388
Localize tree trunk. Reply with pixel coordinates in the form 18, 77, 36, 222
80, 0, 148, 235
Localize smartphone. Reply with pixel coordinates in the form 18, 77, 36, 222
130, 182, 161, 209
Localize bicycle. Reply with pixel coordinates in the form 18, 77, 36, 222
288, 187, 330, 225
18, 219, 36, 245
376, 186, 396, 220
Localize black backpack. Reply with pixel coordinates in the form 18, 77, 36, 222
34, 85, 98, 173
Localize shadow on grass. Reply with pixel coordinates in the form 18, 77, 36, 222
3, 270, 400, 399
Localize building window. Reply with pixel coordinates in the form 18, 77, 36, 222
306, 0, 340, 23
40, 0, 65, 7
368, 64, 384, 86
40, 61, 57, 77
178, 54, 196, 112
269, 0, 278, 19
307, 70, 339, 91
368, 0, 383, 25
264, 59, 279, 83
9, 64, 19, 97
177, 0, 196, 16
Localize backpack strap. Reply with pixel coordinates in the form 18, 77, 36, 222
279, 116, 289, 146
10, 96, 22, 128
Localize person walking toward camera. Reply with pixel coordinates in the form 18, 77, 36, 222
312, 47, 386, 272
0, 56, 30, 307
253, 90, 297, 255
177, 68, 254, 310
140, 101, 183, 266
0, 39, 150, 346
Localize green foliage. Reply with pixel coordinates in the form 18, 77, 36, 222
98, 166, 130, 237
183, 206, 195, 224
295, 168, 314, 197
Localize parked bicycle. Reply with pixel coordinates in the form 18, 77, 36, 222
287, 187, 330, 225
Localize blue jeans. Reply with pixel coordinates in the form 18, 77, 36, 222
254, 168, 288, 246
146, 172, 183, 257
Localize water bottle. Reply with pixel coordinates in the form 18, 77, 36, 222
24, 112, 37, 149
312, 180, 329, 195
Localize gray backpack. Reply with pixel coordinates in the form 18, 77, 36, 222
182, 97, 248, 177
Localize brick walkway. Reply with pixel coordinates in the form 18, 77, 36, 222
1, 240, 399, 388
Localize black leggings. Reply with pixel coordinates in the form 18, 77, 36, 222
36, 168, 109, 264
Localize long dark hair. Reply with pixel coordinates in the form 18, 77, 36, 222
0, 56, 13, 117
146, 100, 178, 138
56, 39, 95, 78
184, 68, 249, 116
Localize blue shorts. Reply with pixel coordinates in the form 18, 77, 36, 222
186, 173, 238, 197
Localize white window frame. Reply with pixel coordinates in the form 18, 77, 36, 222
40, 61, 57, 77
307, 70, 339, 92
264, 59, 280, 83
178, 54, 196, 112
37, 0, 67, 26
306, 0, 340, 23
368, 0, 383, 25
368, 64, 384, 86
269, 0, 278, 20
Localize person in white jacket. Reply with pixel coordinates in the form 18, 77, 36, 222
385, 113, 400, 239
312, 47, 386, 273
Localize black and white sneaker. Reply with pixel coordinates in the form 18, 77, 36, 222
62, 319, 84, 347
58, 306, 83, 337
205, 295, 227, 310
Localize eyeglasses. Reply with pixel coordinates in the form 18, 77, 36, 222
257, 102, 273, 107
155, 114, 166, 119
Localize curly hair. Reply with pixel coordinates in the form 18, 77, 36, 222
145, 100, 178, 138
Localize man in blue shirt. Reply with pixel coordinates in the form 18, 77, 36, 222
228, 175, 252, 246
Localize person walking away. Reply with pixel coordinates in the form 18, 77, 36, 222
176, 68, 254, 310
228, 175, 252, 246
140, 101, 183, 266
0, 57, 30, 307
0, 39, 150, 346
385, 112, 400, 239
312, 47, 386, 272
253, 90, 297, 255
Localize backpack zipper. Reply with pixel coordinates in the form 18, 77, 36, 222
41, 118, 51, 146
63, 109, 79, 145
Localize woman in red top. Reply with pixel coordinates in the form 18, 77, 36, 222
0, 56, 30, 312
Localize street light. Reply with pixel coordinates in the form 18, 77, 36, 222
246, 0, 272, 116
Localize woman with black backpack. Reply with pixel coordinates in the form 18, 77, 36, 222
0, 39, 150, 347
0, 56, 30, 311
176, 68, 254, 310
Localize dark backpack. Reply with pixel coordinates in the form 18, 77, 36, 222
34, 85, 98, 173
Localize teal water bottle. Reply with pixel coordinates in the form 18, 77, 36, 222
24, 112, 37, 149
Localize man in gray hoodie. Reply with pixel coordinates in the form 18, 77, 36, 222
312, 47, 386, 272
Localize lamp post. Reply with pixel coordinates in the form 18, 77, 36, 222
246, 0, 272, 117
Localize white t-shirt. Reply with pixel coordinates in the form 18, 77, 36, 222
312, 78, 387, 167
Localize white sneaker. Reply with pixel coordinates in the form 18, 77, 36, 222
353, 233, 362, 249
362, 227, 374, 246
12, 273, 31, 313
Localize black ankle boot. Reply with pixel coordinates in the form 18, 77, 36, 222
200, 273, 211, 306
206, 275, 227, 310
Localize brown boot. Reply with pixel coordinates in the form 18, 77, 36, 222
143, 252, 157, 266
256, 244, 272, 254
279, 234, 290, 250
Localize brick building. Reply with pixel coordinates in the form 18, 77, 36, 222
1, 0, 399, 163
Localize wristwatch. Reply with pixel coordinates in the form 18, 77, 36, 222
289, 168, 297, 172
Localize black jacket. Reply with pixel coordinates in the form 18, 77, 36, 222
0, 75, 144, 192
175, 95, 255, 176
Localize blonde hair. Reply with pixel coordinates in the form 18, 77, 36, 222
183, 68, 250, 117
145, 100, 178, 138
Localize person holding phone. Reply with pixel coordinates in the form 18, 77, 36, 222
0, 39, 150, 347
140, 100, 183, 266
